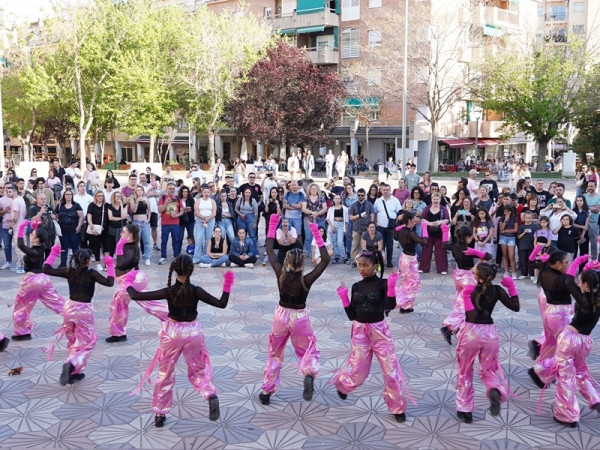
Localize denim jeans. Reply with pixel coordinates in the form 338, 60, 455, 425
161, 224, 181, 259
2, 228, 12, 263
236, 213, 257, 240
198, 254, 229, 266
193, 217, 215, 262
376, 225, 395, 265
59, 231, 80, 265
303, 218, 326, 255
218, 218, 235, 242
133, 220, 151, 262
330, 221, 346, 259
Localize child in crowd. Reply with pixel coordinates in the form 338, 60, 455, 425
186, 236, 195, 256
553, 215, 577, 262
517, 211, 539, 280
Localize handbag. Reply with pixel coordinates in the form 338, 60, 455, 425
86, 204, 104, 234
382, 199, 396, 229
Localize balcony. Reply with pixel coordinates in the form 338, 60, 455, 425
306, 45, 339, 65
472, 5, 520, 31
267, 8, 339, 32
468, 120, 505, 138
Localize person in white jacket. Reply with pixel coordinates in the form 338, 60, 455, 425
326, 194, 349, 264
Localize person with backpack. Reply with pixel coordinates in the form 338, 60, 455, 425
157, 182, 184, 265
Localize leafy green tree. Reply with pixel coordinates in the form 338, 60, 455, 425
572, 64, 600, 164
477, 40, 589, 172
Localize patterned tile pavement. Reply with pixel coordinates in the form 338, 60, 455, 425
0, 179, 599, 449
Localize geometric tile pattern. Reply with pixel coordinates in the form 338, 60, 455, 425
1, 187, 599, 448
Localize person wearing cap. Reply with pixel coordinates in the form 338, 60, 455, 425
467, 169, 479, 201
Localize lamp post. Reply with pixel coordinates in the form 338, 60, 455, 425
471, 107, 483, 165
400, 0, 408, 178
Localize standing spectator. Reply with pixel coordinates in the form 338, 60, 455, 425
517, 211, 539, 279
130, 185, 152, 266
349, 188, 375, 265
452, 197, 477, 230
553, 215, 577, 261
52, 160, 66, 186
532, 180, 551, 209
384, 157, 397, 180
187, 162, 206, 185
326, 194, 348, 264
178, 186, 196, 249
393, 179, 410, 204
28, 192, 57, 256
55, 190, 83, 268
575, 164, 588, 198
212, 157, 225, 190
466, 169, 479, 200
158, 182, 184, 264
541, 198, 577, 247
480, 171, 499, 202
282, 180, 305, 237
439, 186, 452, 206
472, 208, 495, 258
105, 191, 128, 258
216, 190, 235, 242
33, 178, 56, 210
0, 185, 13, 269
583, 180, 600, 260
288, 151, 299, 180
8, 185, 27, 273
367, 184, 379, 204
86, 191, 107, 270
233, 158, 245, 187
343, 183, 358, 259
64, 160, 82, 187
588, 166, 598, 191
419, 193, 450, 274
139, 173, 160, 251
84, 163, 100, 195
336, 150, 348, 179
325, 149, 335, 181
404, 164, 420, 191
235, 188, 258, 241
520, 194, 540, 223
421, 171, 433, 194
301, 183, 328, 255
474, 186, 493, 211
46, 170, 63, 201
304, 150, 314, 179
121, 173, 138, 204
374, 184, 402, 268
546, 183, 572, 208
498, 205, 519, 279
73, 181, 94, 250
102, 178, 118, 203
105, 169, 121, 189
229, 228, 258, 268
192, 186, 217, 264
239, 172, 264, 229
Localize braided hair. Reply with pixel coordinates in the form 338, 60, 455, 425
358, 249, 385, 278
473, 262, 499, 311
580, 270, 600, 312
167, 254, 195, 306
68, 248, 92, 277
279, 247, 308, 293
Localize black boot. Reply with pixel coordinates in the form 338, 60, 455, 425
528, 368, 545, 389
11, 334, 31, 341
553, 416, 577, 428
489, 388, 501, 416
155, 414, 166, 428
259, 392, 271, 405
303, 374, 314, 401
60, 362, 74, 386
440, 326, 452, 345
394, 413, 406, 423
68, 373, 85, 384
337, 390, 347, 400
0, 337, 9, 352
105, 335, 127, 343
456, 411, 473, 423
528, 340, 540, 361
209, 395, 220, 421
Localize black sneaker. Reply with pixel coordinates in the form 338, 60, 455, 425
11, 334, 32, 341
399, 308, 414, 314
528, 368, 545, 389
337, 390, 347, 400
593, 403, 600, 413
394, 413, 406, 423
440, 326, 452, 345
105, 335, 127, 343
457, 411, 473, 423
386, 262, 393, 268
553, 416, 577, 428
155, 414, 166, 428
259, 392, 271, 405
209, 395, 220, 421
351, 262, 357, 268
303, 374, 314, 401
528, 340, 540, 361
489, 388, 501, 416
0, 337, 9, 352
68, 373, 85, 384
60, 362, 74, 386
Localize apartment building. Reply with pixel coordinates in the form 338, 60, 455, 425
537, 0, 600, 48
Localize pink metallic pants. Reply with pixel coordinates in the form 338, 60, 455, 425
534, 303, 572, 384
153, 319, 217, 415
13, 273, 66, 336
108, 274, 169, 336
334, 320, 407, 414
456, 322, 508, 412
533, 288, 547, 346
442, 269, 476, 334
554, 327, 600, 423
262, 305, 319, 394
61, 300, 97, 374
396, 253, 420, 310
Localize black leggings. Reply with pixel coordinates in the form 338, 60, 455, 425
229, 254, 258, 266
86, 233, 103, 261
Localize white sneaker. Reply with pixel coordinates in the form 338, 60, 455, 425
158, 258, 167, 265
230, 263, 238, 267
221, 263, 226, 267
530, 276, 536, 282
244, 263, 254, 269
0, 262, 11, 270
511, 273, 517, 280
145, 259, 151, 266
96, 264, 104, 271
14, 267, 25, 274
198, 263, 211, 268
441, 272, 447, 275
518, 275, 527, 280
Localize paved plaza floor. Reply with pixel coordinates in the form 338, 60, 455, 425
0, 174, 599, 449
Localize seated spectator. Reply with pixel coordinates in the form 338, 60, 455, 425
311, 225, 334, 264
198, 226, 230, 268
229, 228, 258, 268
361, 221, 384, 254
276, 218, 303, 265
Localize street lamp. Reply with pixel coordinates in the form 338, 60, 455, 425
400, 0, 408, 178
471, 107, 483, 165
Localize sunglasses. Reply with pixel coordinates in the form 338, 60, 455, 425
357, 194, 365, 197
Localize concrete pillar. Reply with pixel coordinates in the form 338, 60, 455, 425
350, 137, 358, 158
241, 138, 248, 161
136, 143, 144, 161
257, 141, 264, 159
115, 141, 122, 163
319, 145, 327, 156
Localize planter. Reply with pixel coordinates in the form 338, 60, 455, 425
168, 164, 185, 171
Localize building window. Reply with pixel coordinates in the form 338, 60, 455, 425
551, 6, 567, 21
341, 0, 360, 21
552, 28, 567, 42
121, 147, 134, 162
264, 6, 272, 17
369, 0, 382, 7
367, 29, 382, 47
341, 27, 360, 58
369, 110, 381, 122
572, 25, 584, 34
573, 2, 584, 12
537, 8, 544, 16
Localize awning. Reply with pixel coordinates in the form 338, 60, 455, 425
297, 25, 325, 34
276, 28, 296, 35
483, 25, 503, 37
439, 138, 474, 149
343, 96, 383, 108
475, 139, 501, 147
297, 0, 325, 15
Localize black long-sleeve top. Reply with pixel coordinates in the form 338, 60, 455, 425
344, 275, 396, 323
538, 268, 585, 305
116, 242, 139, 276
465, 283, 519, 324
43, 265, 114, 302
266, 237, 329, 309
127, 281, 228, 322
397, 226, 427, 256
444, 242, 492, 270
570, 293, 600, 335
18, 237, 45, 274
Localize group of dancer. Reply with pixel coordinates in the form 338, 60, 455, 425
2, 214, 600, 429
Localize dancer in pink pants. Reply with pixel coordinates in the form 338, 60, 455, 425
259, 216, 329, 405
106, 224, 168, 343
528, 252, 588, 389
395, 212, 427, 313
43, 247, 115, 385
335, 250, 409, 423
13, 220, 66, 341
527, 245, 554, 360
127, 254, 234, 427
455, 262, 520, 423
441, 225, 492, 345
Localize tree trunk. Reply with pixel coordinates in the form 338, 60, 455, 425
428, 134, 438, 173
365, 126, 370, 158
149, 135, 156, 163
79, 134, 87, 170
535, 140, 548, 173
208, 132, 216, 166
